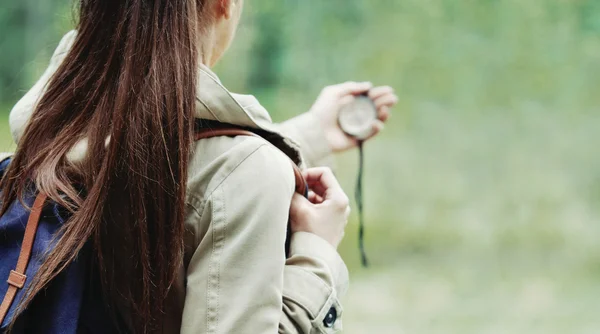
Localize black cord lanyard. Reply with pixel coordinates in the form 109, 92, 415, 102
356, 141, 368, 267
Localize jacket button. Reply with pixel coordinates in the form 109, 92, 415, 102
323, 306, 337, 328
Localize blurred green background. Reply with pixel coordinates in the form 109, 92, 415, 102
2, 1, 600, 333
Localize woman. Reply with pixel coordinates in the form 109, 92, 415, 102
1, 0, 397, 333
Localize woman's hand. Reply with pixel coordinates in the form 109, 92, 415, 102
289, 167, 351, 248
309, 82, 398, 152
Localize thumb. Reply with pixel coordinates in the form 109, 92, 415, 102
337, 81, 373, 97
289, 193, 312, 220
339, 95, 355, 107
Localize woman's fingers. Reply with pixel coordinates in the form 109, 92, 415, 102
368, 86, 394, 100
289, 193, 312, 222
339, 94, 355, 107
365, 120, 385, 141
335, 81, 373, 97
321, 81, 373, 99
289, 173, 351, 248
373, 94, 397, 122
302, 167, 346, 201
367, 85, 397, 122
306, 181, 327, 198
308, 191, 324, 204
302, 167, 339, 188
378, 105, 391, 122
373, 93, 398, 110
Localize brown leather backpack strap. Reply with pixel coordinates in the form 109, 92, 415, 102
0, 192, 47, 325
195, 128, 257, 141
195, 128, 308, 196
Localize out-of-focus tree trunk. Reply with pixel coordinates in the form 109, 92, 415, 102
246, 2, 286, 91
25, 0, 54, 83
0, 2, 28, 104
0, 0, 58, 106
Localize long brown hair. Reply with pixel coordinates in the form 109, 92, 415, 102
0, 0, 210, 331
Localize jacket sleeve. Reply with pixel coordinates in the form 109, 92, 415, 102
277, 113, 335, 169
181, 144, 348, 334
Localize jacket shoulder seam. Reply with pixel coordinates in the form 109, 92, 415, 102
185, 138, 270, 215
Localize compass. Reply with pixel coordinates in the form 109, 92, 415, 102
338, 94, 378, 140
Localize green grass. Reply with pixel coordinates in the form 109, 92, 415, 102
335, 108, 600, 333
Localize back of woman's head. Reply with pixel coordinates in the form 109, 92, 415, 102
0, 0, 221, 331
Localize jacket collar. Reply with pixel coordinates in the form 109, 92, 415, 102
195, 64, 302, 163
196, 64, 273, 128
9, 31, 302, 164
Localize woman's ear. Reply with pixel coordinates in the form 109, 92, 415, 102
216, 0, 234, 20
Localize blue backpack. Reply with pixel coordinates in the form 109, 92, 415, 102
0, 158, 117, 333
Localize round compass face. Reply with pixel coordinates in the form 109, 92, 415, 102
338, 95, 378, 140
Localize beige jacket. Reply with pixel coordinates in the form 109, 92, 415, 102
5, 31, 349, 333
